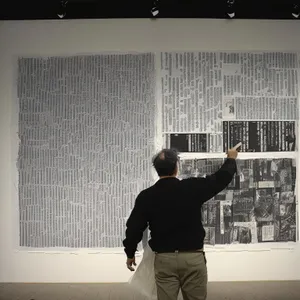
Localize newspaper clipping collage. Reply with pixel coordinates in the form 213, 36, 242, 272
16, 51, 299, 251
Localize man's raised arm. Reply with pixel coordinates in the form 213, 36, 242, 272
189, 145, 239, 202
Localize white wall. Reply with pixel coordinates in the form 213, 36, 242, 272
0, 19, 300, 283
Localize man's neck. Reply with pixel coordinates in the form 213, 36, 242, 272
159, 175, 177, 179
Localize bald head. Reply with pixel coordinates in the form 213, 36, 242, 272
152, 149, 179, 177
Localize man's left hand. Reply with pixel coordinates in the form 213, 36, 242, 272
126, 257, 136, 271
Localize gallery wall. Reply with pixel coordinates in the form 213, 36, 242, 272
0, 19, 300, 283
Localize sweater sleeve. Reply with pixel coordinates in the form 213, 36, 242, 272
123, 192, 148, 259
187, 158, 237, 203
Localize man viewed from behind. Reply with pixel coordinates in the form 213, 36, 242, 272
123, 147, 238, 300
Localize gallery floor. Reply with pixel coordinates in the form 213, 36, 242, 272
0, 281, 299, 300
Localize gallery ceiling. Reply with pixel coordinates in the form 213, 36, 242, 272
0, 0, 299, 21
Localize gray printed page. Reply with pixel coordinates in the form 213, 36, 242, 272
17, 54, 156, 249
160, 52, 298, 153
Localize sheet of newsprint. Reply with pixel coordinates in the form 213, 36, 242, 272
161, 52, 298, 153
178, 158, 296, 245
161, 51, 298, 248
16, 54, 156, 251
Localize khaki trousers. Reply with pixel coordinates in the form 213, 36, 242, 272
154, 252, 207, 300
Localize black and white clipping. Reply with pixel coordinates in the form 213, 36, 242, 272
161, 52, 298, 153
223, 121, 296, 152
17, 54, 156, 248
179, 158, 297, 245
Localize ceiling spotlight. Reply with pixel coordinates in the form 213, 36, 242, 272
226, 0, 236, 18
57, 0, 68, 19
292, 3, 300, 18
151, 0, 159, 17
